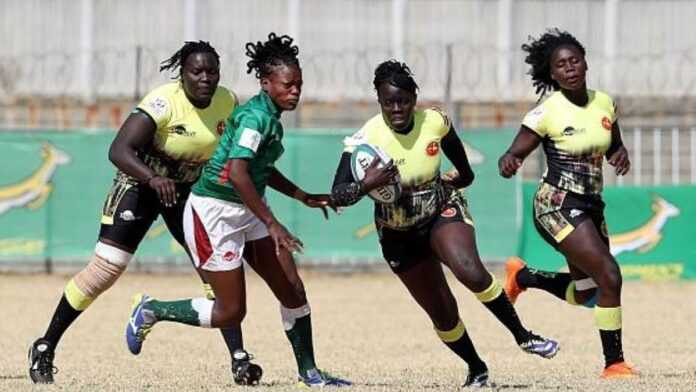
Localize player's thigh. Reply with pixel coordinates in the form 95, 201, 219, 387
396, 258, 459, 330
558, 219, 617, 281
160, 183, 193, 249
244, 237, 306, 307
98, 179, 159, 252
200, 268, 247, 318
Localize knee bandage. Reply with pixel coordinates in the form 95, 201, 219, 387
280, 303, 311, 331
65, 242, 132, 310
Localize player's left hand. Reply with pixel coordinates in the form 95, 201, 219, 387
608, 146, 631, 176
298, 192, 337, 220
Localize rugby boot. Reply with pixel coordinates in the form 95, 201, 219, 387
504, 256, 527, 304
28, 338, 57, 384
519, 331, 559, 359
231, 349, 263, 386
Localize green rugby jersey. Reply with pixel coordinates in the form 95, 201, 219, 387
192, 91, 285, 203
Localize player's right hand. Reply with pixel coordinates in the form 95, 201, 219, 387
148, 175, 177, 207
268, 221, 304, 256
361, 159, 399, 193
498, 152, 523, 178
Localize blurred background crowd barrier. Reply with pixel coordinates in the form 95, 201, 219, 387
1, 0, 695, 277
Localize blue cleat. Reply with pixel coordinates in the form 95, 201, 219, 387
125, 293, 153, 355
297, 368, 351, 388
519, 331, 559, 359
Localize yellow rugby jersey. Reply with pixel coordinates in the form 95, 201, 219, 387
522, 90, 617, 195
132, 82, 237, 183
344, 108, 450, 229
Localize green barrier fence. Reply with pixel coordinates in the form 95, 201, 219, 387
0, 129, 519, 267
518, 183, 696, 280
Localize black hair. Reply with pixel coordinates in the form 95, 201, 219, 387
245, 33, 300, 79
522, 28, 586, 99
160, 40, 220, 78
373, 60, 419, 94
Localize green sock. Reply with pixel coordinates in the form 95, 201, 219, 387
282, 305, 317, 375
145, 297, 213, 327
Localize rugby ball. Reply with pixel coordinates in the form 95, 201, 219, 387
350, 143, 401, 204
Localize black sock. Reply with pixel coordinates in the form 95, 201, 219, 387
43, 295, 83, 348
442, 331, 487, 374
220, 327, 244, 358
482, 293, 530, 344
516, 267, 572, 301
599, 329, 624, 367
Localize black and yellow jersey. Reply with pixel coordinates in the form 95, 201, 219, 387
522, 89, 616, 195
344, 108, 451, 229
126, 82, 237, 183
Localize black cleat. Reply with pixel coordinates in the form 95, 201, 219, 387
231, 349, 263, 386
28, 338, 57, 384
463, 365, 489, 388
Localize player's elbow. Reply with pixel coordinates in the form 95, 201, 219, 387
461, 170, 475, 187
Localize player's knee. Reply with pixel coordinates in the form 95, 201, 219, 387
597, 260, 622, 294
215, 301, 247, 327
450, 255, 488, 292
67, 242, 131, 310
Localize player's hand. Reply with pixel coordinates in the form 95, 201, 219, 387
147, 175, 177, 207
361, 159, 399, 193
298, 192, 336, 220
498, 152, 523, 178
441, 168, 469, 189
608, 146, 630, 176
268, 220, 304, 256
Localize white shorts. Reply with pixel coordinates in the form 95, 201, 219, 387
183, 193, 269, 272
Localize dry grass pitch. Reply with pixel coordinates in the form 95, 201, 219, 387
1, 269, 694, 391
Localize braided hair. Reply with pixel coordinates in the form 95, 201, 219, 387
373, 60, 419, 94
245, 33, 300, 79
522, 28, 585, 99
160, 40, 220, 78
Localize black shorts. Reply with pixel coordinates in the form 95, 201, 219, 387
532, 181, 609, 250
98, 176, 193, 252
377, 189, 473, 274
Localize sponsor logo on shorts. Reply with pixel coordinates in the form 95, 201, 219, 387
440, 207, 457, 218
223, 251, 236, 262
569, 209, 583, 218
119, 210, 137, 221
601, 116, 612, 131
426, 141, 439, 156
388, 260, 400, 268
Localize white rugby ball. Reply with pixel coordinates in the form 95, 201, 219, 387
350, 143, 401, 204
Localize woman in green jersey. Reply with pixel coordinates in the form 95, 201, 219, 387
124, 33, 350, 388
330, 60, 559, 388
498, 29, 636, 379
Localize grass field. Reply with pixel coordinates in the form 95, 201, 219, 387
1, 269, 694, 391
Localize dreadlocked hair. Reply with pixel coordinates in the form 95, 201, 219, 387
522, 28, 585, 99
245, 33, 300, 79
373, 60, 419, 94
160, 40, 219, 78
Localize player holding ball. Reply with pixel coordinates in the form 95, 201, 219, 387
330, 60, 559, 388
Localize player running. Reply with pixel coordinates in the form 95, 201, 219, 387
28, 41, 261, 385
124, 33, 350, 388
330, 60, 559, 388
498, 29, 637, 379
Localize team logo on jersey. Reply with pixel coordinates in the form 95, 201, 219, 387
440, 207, 457, 218
216, 120, 226, 135
426, 141, 439, 156
601, 117, 612, 131
0, 143, 70, 216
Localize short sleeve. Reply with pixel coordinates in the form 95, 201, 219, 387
521, 104, 548, 137
610, 99, 619, 123
429, 107, 451, 136
228, 112, 265, 160
343, 127, 367, 153
136, 88, 172, 129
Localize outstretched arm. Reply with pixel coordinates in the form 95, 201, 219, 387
440, 126, 475, 188
498, 126, 542, 178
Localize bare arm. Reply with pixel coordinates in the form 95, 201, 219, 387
229, 159, 303, 254
268, 168, 334, 219
109, 111, 177, 206
498, 125, 542, 178
605, 120, 630, 176
440, 126, 474, 188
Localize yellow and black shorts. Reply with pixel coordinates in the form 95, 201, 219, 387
533, 182, 609, 249
377, 188, 474, 274
99, 174, 193, 251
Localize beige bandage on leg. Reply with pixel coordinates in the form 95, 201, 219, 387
65, 242, 132, 311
